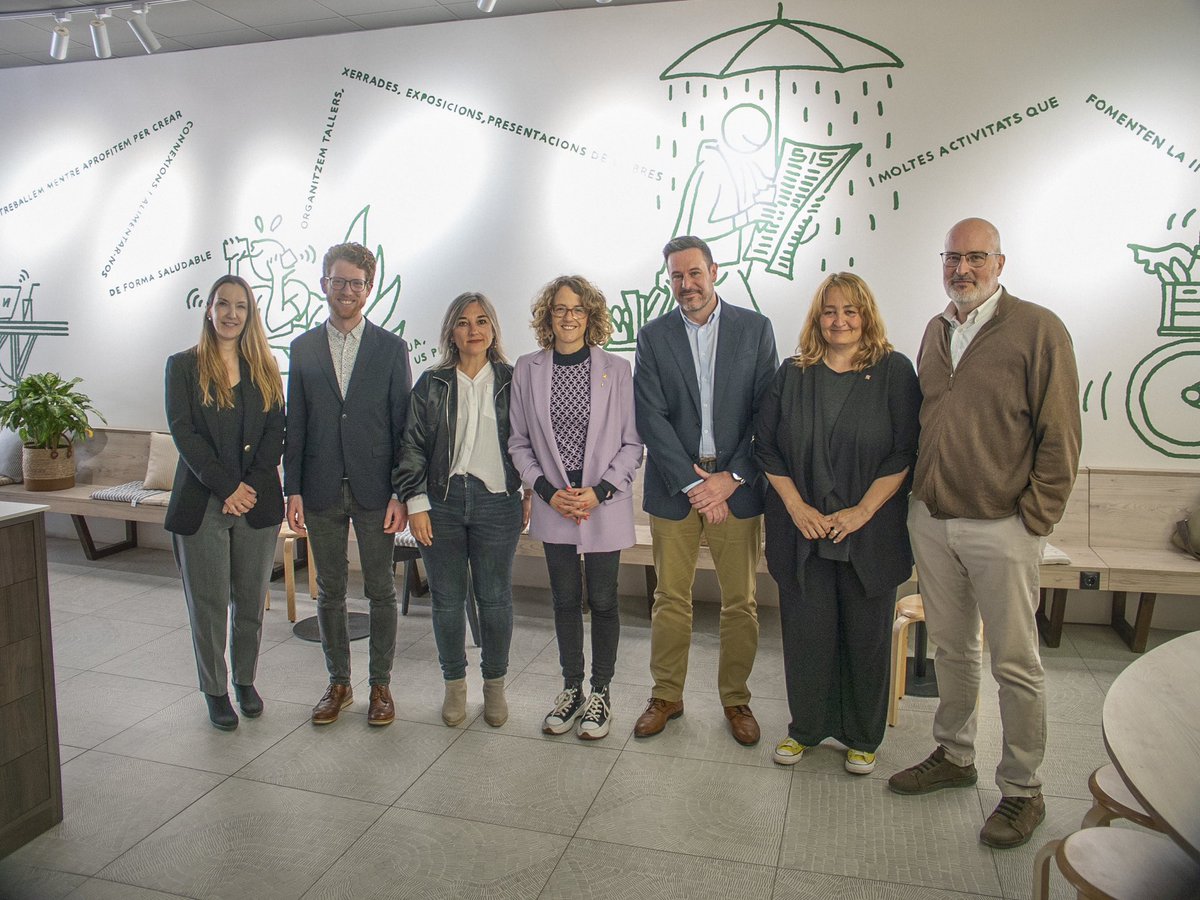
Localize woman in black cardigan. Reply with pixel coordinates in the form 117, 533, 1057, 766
754, 272, 921, 772
165, 274, 285, 730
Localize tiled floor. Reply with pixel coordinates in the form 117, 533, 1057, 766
0, 538, 1182, 900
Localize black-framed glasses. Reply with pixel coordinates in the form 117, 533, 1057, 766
940, 252, 1000, 268
324, 276, 368, 293
551, 305, 588, 319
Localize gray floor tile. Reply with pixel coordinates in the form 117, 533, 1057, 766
92, 627, 215, 689
59, 744, 87, 764
54, 671, 192, 749
622, 687, 791, 767
386, 653, 485, 728
251, 639, 369, 707
97, 778, 386, 899
48, 570, 175, 617
577, 753, 789, 865
90, 584, 193, 629
978, 788, 1092, 900
95, 694, 313, 775
771, 868, 996, 899
0, 860, 86, 900
303, 807, 568, 899
45, 561, 101, 585
64, 879, 193, 899
236, 714, 459, 803
1065, 623, 1183, 660
3, 751, 222, 877
396, 731, 618, 835
973, 717, 1107, 800
50, 616, 175, 670
779, 772, 1002, 895
541, 838, 776, 899
55, 665, 83, 685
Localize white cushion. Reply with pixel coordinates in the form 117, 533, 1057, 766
0, 428, 22, 481
143, 432, 178, 491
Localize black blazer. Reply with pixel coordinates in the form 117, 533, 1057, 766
283, 320, 410, 512
753, 352, 921, 596
163, 349, 285, 535
633, 300, 778, 520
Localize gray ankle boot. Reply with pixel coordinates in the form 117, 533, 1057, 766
482, 677, 508, 727
442, 678, 467, 726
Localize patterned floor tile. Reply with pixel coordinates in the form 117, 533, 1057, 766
53, 671, 192, 749
771, 868, 999, 899
48, 570, 175, 617
0, 859, 86, 900
50, 616, 175, 670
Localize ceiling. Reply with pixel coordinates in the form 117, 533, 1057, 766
0, 0, 680, 69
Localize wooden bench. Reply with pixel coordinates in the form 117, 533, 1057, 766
0, 427, 163, 559
1036, 470, 1108, 647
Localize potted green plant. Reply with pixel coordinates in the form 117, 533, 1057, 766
0, 372, 106, 491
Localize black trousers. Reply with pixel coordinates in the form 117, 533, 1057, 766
544, 543, 621, 688
777, 554, 894, 752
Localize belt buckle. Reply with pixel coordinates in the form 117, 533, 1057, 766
697, 456, 718, 474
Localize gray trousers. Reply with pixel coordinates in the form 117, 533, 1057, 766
907, 499, 1047, 797
172, 495, 279, 695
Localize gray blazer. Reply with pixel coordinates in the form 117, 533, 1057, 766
283, 319, 410, 512
634, 299, 778, 521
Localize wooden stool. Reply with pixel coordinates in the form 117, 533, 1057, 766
888, 593, 925, 726
265, 523, 317, 623
1032, 828, 1200, 899
1083, 764, 1160, 830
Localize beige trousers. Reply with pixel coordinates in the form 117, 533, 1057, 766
648, 510, 761, 706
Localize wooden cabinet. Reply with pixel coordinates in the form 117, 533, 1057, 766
0, 503, 61, 858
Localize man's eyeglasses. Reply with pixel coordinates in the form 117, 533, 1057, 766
325, 276, 368, 293
940, 252, 1000, 268
551, 306, 588, 319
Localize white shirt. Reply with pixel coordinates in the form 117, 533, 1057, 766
682, 299, 721, 460
325, 318, 364, 398
943, 285, 1002, 370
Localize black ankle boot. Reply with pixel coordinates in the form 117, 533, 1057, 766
233, 684, 263, 718
205, 693, 238, 730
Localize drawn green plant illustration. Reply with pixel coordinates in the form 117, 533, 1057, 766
1123, 213, 1200, 458
0, 273, 69, 391
609, 3, 902, 350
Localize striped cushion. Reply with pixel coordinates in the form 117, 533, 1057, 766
90, 481, 168, 506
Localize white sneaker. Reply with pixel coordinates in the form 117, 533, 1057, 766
845, 748, 877, 775
576, 687, 611, 741
542, 685, 584, 735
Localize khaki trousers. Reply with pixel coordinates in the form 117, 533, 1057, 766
648, 510, 761, 706
908, 499, 1047, 797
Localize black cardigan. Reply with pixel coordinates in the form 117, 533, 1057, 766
753, 351, 922, 596
164, 349, 285, 535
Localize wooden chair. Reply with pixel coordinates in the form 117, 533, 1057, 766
1032, 828, 1200, 899
888, 593, 926, 726
1083, 763, 1160, 830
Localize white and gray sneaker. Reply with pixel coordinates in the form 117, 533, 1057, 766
542, 685, 585, 734
577, 687, 611, 740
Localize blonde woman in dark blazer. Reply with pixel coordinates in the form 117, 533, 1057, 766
165, 274, 285, 730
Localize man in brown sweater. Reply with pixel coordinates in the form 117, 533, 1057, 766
888, 217, 1082, 849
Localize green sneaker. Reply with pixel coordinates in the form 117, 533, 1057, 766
845, 749, 877, 775
773, 738, 807, 766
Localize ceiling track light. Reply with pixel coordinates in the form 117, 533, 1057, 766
477, 0, 497, 12
128, 3, 161, 53
90, 9, 112, 59
49, 12, 70, 61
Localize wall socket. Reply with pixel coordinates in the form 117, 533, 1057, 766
1079, 571, 1101, 590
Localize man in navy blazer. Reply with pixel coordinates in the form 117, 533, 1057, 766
284, 242, 411, 727
633, 235, 778, 745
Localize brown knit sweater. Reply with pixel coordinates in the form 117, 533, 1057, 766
912, 290, 1082, 536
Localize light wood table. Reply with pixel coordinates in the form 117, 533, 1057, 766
1102, 629, 1200, 863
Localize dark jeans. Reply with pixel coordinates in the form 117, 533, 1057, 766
778, 554, 894, 752
420, 475, 521, 681
543, 543, 620, 688
304, 481, 398, 686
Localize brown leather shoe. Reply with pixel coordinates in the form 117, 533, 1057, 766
367, 684, 395, 726
724, 704, 760, 746
979, 793, 1045, 849
311, 683, 353, 725
633, 697, 683, 737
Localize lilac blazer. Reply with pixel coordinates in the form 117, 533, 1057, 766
508, 345, 643, 553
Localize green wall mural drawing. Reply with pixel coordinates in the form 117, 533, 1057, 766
608, 3, 903, 350
0, 273, 68, 390
1123, 209, 1200, 458
193, 205, 405, 373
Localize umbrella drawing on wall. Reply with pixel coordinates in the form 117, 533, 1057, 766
660, 2, 904, 163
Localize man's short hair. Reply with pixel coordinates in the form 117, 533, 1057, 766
323, 242, 377, 284
662, 235, 714, 266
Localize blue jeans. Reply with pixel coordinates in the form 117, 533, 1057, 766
420, 475, 521, 681
304, 481, 398, 686
544, 543, 621, 688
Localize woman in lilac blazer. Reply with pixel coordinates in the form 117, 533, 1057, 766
509, 275, 642, 740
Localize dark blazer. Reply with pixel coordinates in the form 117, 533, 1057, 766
283, 320, 411, 512
164, 349, 285, 535
634, 299, 778, 520
753, 352, 921, 596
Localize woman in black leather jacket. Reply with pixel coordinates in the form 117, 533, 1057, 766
393, 292, 529, 728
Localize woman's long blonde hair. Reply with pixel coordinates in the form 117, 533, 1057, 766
794, 272, 892, 371
196, 275, 284, 410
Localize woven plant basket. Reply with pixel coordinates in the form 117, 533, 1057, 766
22, 443, 75, 491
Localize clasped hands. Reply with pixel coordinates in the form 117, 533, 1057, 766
223, 482, 257, 516
550, 486, 599, 523
687, 465, 738, 525
787, 497, 871, 543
